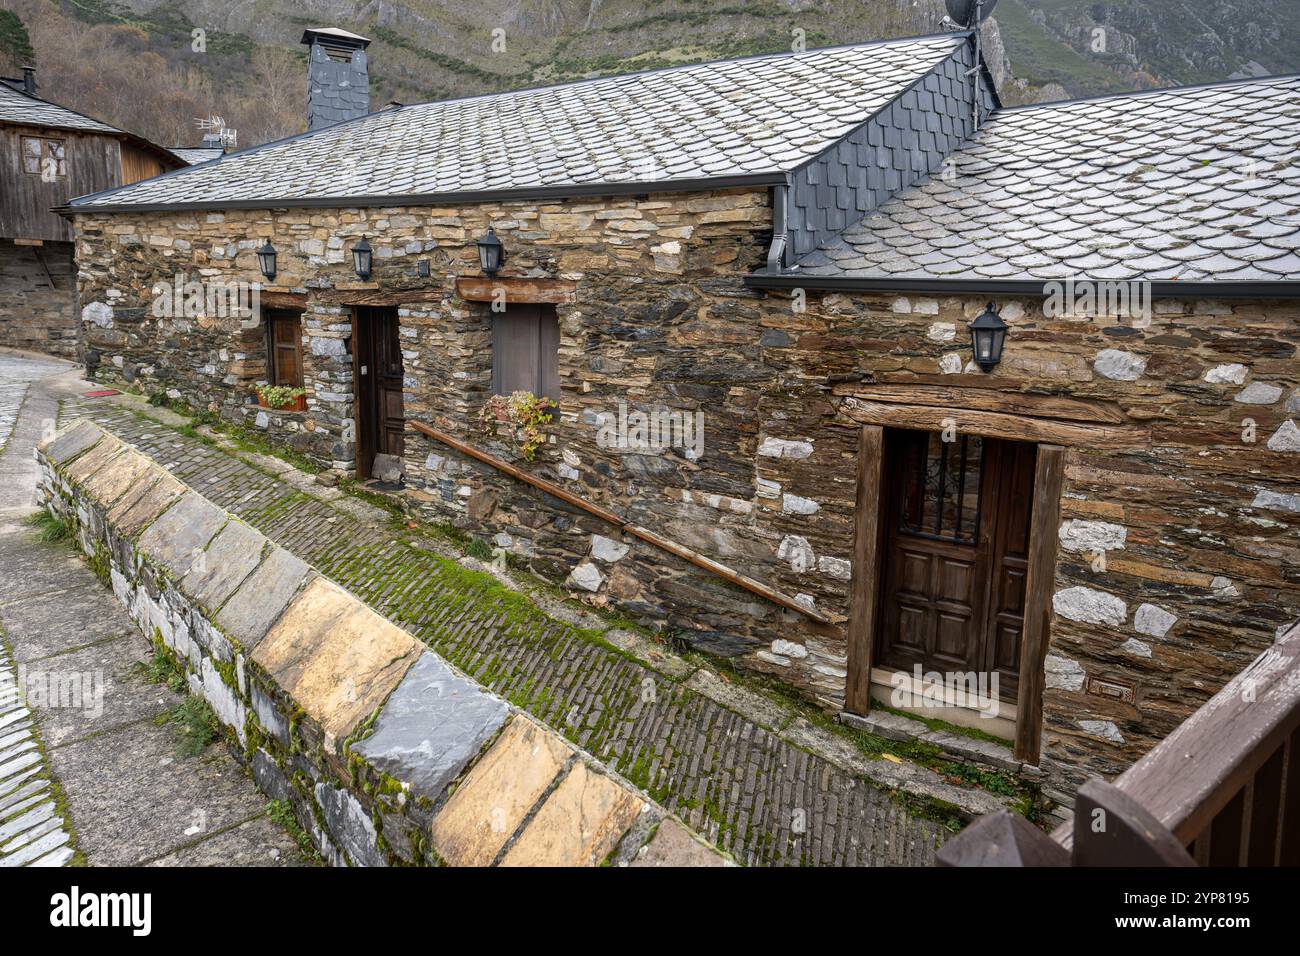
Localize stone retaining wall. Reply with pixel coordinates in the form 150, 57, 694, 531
35, 418, 726, 867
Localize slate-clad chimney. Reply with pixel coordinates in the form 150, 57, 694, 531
301, 28, 372, 131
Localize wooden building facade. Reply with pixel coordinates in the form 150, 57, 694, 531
0, 75, 183, 357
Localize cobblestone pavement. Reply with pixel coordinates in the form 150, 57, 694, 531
63, 394, 952, 866
0, 349, 310, 867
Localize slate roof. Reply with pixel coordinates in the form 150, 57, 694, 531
170, 146, 226, 165
0, 81, 121, 135
789, 76, 1300, 284
69, 33, 969, 210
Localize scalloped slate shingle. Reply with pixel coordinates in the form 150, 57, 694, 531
169, 147, 225, 165
70, 34, 966, 208
795, 76, 1300, 283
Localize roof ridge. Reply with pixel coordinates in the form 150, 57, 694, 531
388, 30, 970, 116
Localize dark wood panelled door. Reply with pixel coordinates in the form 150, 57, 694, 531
876, 430, 1036, 703
353, 306, 404, 479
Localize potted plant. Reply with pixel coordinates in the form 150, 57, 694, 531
478, 390, 555, 461
256, 384, 307, 412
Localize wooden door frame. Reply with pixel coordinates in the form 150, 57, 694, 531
352, 304, 404, 481
351, 305, 375, 481
843, 419, 1065, 765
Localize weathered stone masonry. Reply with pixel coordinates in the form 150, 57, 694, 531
0, 241, 78, 357
70, 191, 1300, 802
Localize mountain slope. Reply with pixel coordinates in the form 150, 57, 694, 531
2, 0, 1296, 150
1010, 0, 1300, 94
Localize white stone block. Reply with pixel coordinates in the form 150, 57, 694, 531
1134, 603, 1177, 638
757, 436, 813, 459
590, 535, 629, 563
1266, 420, 1300, 452
1077, 719, 1124, 744
1204, 363, 1248, 385
1093, 348, 1146, 381
1234, 382, 1282, 405
777, 535, 814, 573
567, 561, 604, 592
1058, 519, 1127, 553
1053, 586, 1127, 626
772, 639, 808, 660
781, 493, 820, 515
1044, 654, 1086, 691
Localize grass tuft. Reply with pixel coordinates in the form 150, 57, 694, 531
163, 696, 220, 758
25, 508, 71, 543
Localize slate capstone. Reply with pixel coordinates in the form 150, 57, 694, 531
136, 491, 227, 579
353, 652, 509, 800
40, 419, 103, 465
216, 546, 312, 649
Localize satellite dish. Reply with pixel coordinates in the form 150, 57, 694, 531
945, 0, 999, 27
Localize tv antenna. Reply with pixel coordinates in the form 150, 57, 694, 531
942, 0, 999, 130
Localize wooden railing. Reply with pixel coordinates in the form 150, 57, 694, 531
937, 621, 1300, 866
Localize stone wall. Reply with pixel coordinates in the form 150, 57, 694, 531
68, 194, 1300, 803
760, 290, 1299, 805
37, 418, 725, 867
1, 240, 78, 358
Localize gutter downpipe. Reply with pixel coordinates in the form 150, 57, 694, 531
766, 176, 791, 273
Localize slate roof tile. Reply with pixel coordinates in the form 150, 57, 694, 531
791, 75, 1300, 283
73, 34, 964, 209
0, 81, 120, 134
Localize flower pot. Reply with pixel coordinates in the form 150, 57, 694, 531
257, 394, 307, 412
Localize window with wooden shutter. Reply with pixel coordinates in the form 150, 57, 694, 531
267, 311, 304, 387
491, 305, 559, 402
20, 136, 66, 179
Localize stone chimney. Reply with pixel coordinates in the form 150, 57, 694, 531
301, 28, 372, 132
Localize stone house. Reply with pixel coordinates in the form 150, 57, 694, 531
0, 70, 189, 357
61, 26, 1299, 805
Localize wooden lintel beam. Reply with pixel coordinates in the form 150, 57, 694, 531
454, 276, 577, 304
839, 398, 1146, 450
316, 288, 445, 306
833, 383, 1127, 425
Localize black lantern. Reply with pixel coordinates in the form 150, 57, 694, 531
968, 302, 1008, 373
351, 236, 373, 279
477, 227, 504, 276
256, 241, 277, 281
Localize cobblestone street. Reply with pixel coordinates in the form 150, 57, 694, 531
55, 381, 964, 866
0, 350, 309, 867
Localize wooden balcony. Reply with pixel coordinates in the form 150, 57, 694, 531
937, 620, 1300, 867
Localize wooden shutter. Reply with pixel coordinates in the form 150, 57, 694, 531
268, 312, 303, 387
492, 305, 560, 402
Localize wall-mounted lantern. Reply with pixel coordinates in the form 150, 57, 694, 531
351, 236, 373, 279
256, 241, 277, 281
968, 302, 1008, 373
477, 227, 504, 276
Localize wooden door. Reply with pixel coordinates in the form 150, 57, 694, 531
875, 430, 1036, 703
353, 306, 404, 478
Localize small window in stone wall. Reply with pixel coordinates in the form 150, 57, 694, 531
267, 311, 304, 387
21, 135, 67, 179
492, 304, 559, 403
